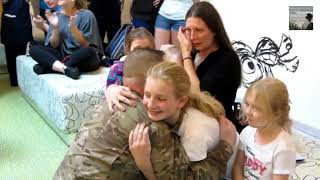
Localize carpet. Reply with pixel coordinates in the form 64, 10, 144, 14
0, 75, 67, 179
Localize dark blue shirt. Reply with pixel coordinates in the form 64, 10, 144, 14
1, 0, 33, 45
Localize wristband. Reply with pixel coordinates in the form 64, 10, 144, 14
182, 57, 192, 61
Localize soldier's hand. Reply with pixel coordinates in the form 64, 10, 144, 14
105, 84, 138, 113
129, 123, 153, 173
219, 116, 237, 148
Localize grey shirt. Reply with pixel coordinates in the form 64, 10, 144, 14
45, 9, 104, 56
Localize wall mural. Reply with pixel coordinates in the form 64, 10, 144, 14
233, 34, 300, 87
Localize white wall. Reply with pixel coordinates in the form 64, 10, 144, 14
209, 0, 320, 129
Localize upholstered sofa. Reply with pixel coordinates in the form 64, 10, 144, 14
16, 55, 109, 140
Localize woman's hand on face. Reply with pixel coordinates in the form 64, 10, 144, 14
45, 10, 59, 28
104, 84, 138, 113
177, 27, 193, 56
219, 116, 237, 147
129, 123, 153, 172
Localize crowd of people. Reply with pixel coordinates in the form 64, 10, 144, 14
1, 0, 296, 179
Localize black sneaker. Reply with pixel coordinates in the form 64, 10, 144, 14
33, 64, 46, 75
65, 67, 80, 80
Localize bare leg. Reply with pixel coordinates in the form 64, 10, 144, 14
155, 28, 171, 50
171, 30, 179, 48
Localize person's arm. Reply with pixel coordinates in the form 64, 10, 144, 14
104, 84, 138, 113
187, 140, 233, 179
69, 15, 90, 47
232, 149, 245, 180
177, 27, 200, 94
129, 123, 157, 180
33, 15, 49, 32
46, 11, 60, 48
272, 174, 290, 180
203, 116, 236, 174
50, 26, 60, 48
187, 116, 236, 179
29, 0, 39, 16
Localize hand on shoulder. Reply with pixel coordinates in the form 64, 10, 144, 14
219, 116, 237, 147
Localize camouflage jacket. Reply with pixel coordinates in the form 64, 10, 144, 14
54, 97, 233, 180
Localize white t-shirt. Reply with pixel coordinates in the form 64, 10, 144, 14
239, 126, 296, 179
178, 107, 219, 161
158, 0, 193, 20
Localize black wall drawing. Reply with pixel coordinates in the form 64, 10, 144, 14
233, 34, 299, 87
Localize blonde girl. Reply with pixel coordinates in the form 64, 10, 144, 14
233, 78, 296, 180
128, 61, 237, 179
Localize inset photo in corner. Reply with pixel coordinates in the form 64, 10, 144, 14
289, 6, 313, 30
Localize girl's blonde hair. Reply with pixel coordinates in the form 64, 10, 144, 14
244, 78, 292, 133
147, 61, 225, 120
75, 0, 88, 9
124, 27, 155, 54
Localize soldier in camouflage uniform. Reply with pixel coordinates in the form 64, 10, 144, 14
54, 49, 233, 180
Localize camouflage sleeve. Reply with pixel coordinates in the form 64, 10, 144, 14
148, 122, 190, 179
53, 100, 150, 180
187, 140, 233, 180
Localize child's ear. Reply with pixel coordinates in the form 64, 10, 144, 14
178, 96, 189, 108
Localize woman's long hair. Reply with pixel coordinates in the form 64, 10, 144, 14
186, 1, 233, 50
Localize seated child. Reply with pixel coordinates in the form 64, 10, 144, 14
106, 27, 155, 86
233, 78, 296, 179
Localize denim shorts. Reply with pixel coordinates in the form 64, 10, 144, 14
155, 14, 186, 32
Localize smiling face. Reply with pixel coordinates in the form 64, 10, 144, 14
186, 17, 215, 52
143, 77, 187, 125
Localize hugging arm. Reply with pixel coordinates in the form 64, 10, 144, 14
189, 140, 233, 179
69, 15, 90, 47
189, 116, 237, 179
104, 84, 139, 113
129, 123, 157, 180
232, 149, 245, 180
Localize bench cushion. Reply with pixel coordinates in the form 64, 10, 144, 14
16, 55, 109, 134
